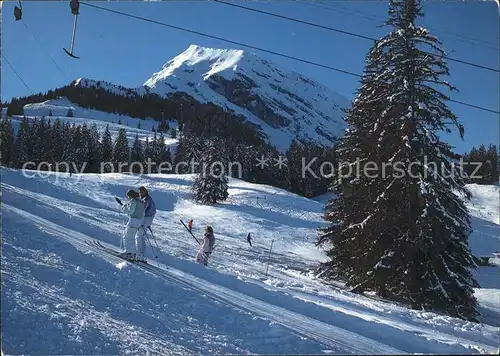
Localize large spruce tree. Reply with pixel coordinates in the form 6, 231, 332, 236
317, 0, 479, 321
100, 124, 114, 172
192, 137, 229, 204
113, 128, 130, 172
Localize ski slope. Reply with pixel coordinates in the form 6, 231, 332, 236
14, 97, 178, 148
1, 168, 499, 354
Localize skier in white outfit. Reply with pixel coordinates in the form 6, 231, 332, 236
119, 189, 145, 261
137, 186, 156, 262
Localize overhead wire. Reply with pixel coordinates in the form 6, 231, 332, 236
80, 2, 360, 77
311, 0, 499, 50
212, 0, 499, 74
2, 54, 33, 95
79, 2, 499, 115
22, 20, 69, 81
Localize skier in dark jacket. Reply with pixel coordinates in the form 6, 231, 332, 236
247, 232, 252, 247
136, 186, 157, 262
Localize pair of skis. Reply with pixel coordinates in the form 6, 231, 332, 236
85, 239, 152, 265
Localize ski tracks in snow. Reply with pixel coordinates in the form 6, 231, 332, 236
3, 203, 403, 355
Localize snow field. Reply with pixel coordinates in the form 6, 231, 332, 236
2, 168, 499, 354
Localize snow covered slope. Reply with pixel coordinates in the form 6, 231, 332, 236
466, 184, 499, 225
23, 97, 157, 131
2, 168, 499, 354
18, 98, 178, 148
143, 45, 349, 151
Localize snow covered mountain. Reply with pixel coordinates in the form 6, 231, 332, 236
142, 45, 350, 150
2, 168, 499, 354
15, 45, 349, 152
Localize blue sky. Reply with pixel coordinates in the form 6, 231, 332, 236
2, 0, 498, 153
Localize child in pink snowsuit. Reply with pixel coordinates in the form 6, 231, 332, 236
196, 225, 215, 266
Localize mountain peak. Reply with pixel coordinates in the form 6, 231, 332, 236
143, 44, 350, 151
145, 44, 247, 86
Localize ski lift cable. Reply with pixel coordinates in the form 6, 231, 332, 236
79, 2, 359, 77
2, 54, 34, 95
21, 20, 69, 81
309, 0, 499, 50
212, 0, 499, 74
79, 2, 500, 116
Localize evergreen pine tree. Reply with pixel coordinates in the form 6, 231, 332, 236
143, 137, 154, 172
78, 124, 92, 173
31, 117, 51, 167
317, 0, 478, 321
130, 133, 145, 173
249, 144, 288, 189
487, 144, 499, 184
476, 144, 488, 183
67, 108, 74, 117
101, 124, 114, 172
286, 140, 306, 195
24, 118, 40, 165
175, 134, 203, 174
65, 125, 84, 174
113, 128, 130, 172
87, 124, 102, 173
233, 143, 259, 182
154, 132, 172, 173
0, 118, 15, 167
50, 119, 65, 164
170, 128, 177, 139
12, 117, 31, 168
192, 137, 229, 204
59, 122, 74, 173
463, 147, 479, 183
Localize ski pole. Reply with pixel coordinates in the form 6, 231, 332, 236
116, 199, 124, 249
147, 227, 166, 262
115, 197, 127, 251
142, 226, 158, 262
